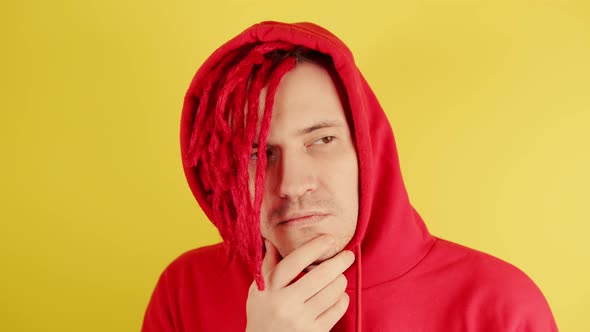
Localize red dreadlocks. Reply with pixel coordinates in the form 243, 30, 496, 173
185, 42, 304, 290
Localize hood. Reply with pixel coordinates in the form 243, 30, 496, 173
180, 21, 436, 329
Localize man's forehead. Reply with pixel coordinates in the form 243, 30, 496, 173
267, 63, 345, 114
235, 60, 355, 145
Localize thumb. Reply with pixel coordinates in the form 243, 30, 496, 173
261, 240, 280, 287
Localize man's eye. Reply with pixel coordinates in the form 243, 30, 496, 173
313, 136, 335, 145
250, 149, 275, 160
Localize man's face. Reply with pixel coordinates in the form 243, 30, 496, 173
249, 61, 359, 262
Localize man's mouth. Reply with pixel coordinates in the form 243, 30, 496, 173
278, 212, 329, 226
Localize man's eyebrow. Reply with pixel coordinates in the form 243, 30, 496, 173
296, 120, 344, 136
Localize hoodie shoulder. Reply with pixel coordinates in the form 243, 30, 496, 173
142, 243, 251, 332
422, 238, 558, 331
165, 243, 227, 274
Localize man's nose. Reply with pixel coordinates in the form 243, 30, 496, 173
276, 151, 317, 199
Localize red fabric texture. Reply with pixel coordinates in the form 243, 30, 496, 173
143, 21, 558, 331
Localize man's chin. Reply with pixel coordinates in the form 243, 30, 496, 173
277, 236, 344, 267
298, 251, 341, 272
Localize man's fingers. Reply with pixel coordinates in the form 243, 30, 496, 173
305, 274, 348, 317
315, 292, 350, 331
271, 235, 335, 289
261, 240, 280, 286
292, 250, 354, 301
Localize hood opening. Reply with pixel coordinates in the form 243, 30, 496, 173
180, 21, 435, 331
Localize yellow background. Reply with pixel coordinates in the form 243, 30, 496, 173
1, 0, 588, 330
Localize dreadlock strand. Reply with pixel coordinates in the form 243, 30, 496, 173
188, 42, 303, 290
215, 50, 265, 136
194, 49, 252, 240
187, 48, 244, 164
252, 56, 297, 289
230, 59, 274, 271
206, 46, 271, 264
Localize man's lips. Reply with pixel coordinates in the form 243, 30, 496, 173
278, 212, 329, 226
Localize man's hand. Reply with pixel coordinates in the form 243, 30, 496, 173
245, 235, 355, 332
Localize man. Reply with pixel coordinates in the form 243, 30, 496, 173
143, 21, 557, 331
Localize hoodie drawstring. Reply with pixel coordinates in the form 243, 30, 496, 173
356, 245, 362, 332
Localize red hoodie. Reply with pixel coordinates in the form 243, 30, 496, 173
142, 21, 558, 331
